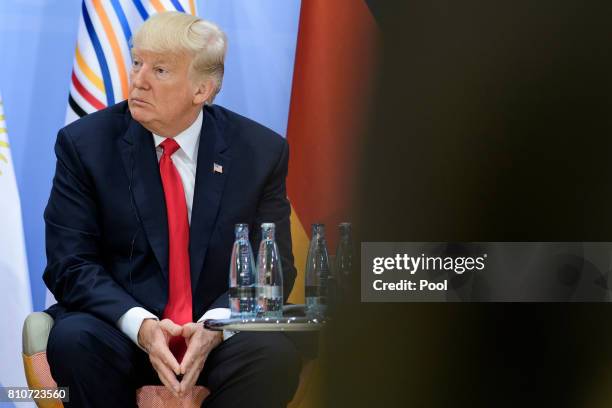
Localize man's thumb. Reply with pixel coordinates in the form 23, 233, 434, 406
181, 322, 196, 338
160, 318, 183, 336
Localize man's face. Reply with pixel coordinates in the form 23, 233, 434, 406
128, 48, 200, 136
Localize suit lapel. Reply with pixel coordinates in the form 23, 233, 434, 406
118, 115, 169, 280
189, 107, 232, 292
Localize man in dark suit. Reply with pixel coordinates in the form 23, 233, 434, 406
44, 11, 300, 407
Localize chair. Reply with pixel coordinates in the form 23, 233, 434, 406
22, 312, 312, 408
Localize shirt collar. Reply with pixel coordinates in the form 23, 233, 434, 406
152, 109, 203, 161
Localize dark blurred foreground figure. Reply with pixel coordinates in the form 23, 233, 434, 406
325, 1, 612, 407
43, 11, 300, 408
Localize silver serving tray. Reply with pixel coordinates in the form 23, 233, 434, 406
203, 316, 325, 332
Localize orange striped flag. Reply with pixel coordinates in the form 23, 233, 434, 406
65, 0, 197, 123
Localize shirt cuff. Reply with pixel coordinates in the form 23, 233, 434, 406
197, 308, 234, 341
117, 307, 158, 351
198, 308, 231, 322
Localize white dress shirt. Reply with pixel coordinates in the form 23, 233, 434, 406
117, 110, 231, 349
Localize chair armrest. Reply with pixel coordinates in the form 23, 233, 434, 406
22, 312, 54, 356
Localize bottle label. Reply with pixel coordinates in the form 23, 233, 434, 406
229, 286, 256, 298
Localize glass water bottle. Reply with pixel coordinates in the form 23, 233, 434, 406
335, 222, 353, 299
305, 223, 330, 318
229, 224, 257, 318
256, 223, 284, 317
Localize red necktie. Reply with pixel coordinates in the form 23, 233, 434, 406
159, 138, 192, 362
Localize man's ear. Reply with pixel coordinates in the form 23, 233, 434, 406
193, 78, 215, 105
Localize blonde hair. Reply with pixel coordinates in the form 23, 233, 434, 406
132, 11, 227, 101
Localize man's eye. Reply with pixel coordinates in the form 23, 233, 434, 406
132, 60, 142, 68
155, 68, 168, 75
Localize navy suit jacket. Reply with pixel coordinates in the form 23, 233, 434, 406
44, 101, 296, 324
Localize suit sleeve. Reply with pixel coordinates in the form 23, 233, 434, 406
43, 128, 143, 324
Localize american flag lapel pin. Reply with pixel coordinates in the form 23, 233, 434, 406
213, 163, 223, 174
